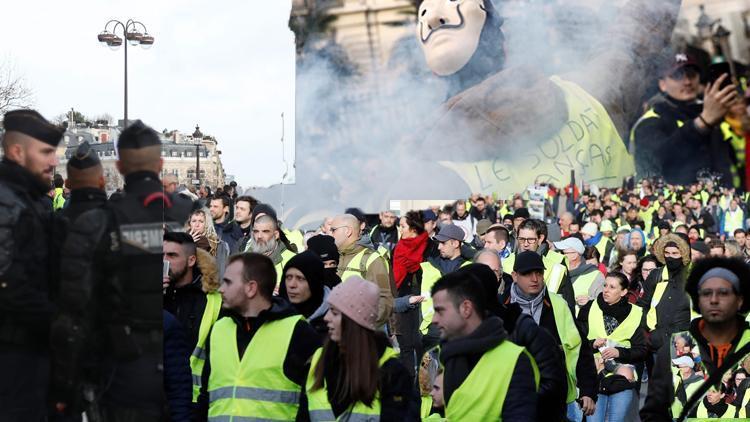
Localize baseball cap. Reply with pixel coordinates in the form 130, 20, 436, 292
513, 251, 546, 274
435, 224, 465, 242
422, 209, 438, 222
671, 355, 694, 368
553, 237, 585, 255
661, 53, 701, 78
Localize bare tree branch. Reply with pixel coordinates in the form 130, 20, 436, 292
0, 60, 33, 114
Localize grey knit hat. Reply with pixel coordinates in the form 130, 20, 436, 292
327, 276, 380, 331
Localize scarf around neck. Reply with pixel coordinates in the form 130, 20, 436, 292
393, 231, 429, 288
510, 283, 546, 324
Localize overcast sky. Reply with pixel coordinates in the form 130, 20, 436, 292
0, 1, 295, 187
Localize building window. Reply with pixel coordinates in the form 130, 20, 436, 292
186, 151, 193, 157
171, 151, 179, 157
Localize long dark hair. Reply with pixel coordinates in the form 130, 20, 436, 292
312, 314, 380, 406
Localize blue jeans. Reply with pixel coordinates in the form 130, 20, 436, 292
566, 401, 583, 422
588, 389, 634, 422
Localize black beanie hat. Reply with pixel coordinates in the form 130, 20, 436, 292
306, 234, 340, 264
279, 251, 325, 316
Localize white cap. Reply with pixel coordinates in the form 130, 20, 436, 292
671, 355, 694, 368
553, 237, 585, 255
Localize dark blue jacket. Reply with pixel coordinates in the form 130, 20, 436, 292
163, 310, 193, 422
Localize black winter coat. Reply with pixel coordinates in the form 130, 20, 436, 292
637, 266, 691, 351
59, 187, 107, 227
0, 159, 58, 350
163, 310, 192, 422
497, 303, 568, 421
631, 95, 733, 185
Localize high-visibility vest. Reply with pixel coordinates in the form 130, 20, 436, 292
275, 248, 297, 287
673, 328, 750, 419
722, 122, 746, 188
339, 247, 385, 283
594, 237, 611, 263
724, 209, 745, 235
445, 340, 539, 420
420, 395, 433, 419
283, 228, 305, 254
571, 269, 601, 300
53, 187, 66, 210
550, 292, 582, 404
587, 300, 643, 362
190, 292, 222, 402
420, 260, 471, 334
306, 346, 399, 421
646, 267, 670, 331
207, 315, 303, 420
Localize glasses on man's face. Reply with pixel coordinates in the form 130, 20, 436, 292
330, 226, 347, 233
698, 288, 735, 299
517, 237, 537, 244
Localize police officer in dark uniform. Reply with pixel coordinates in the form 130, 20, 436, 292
60, 141, 107, 224
0, 109, 63, 421
51, 121, 190, 421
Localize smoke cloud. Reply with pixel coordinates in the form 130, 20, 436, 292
254, 0, 681, 229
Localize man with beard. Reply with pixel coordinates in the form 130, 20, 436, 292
0, 109, 63, 420
369, 210, 399, 254
234, 195, 258, 252
246, 214, 296, 288
162, 232, 221, 402
209, 195, 242, 253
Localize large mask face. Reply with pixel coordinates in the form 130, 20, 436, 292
417, 0, 487, 76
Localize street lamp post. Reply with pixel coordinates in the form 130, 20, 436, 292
97, 19, 154, 129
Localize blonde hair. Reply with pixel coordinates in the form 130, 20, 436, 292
186, 207, 220, 256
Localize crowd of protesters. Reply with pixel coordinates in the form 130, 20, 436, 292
164, 173, 750, 420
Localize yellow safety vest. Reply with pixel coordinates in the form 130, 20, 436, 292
550, 292, 582, 404
445, 340, 539, 420
420, 395, 433, 419
646, 267, 670, 331
306, 346, 399, 421
594, 237, 611, 263
207, 315, 303, 420
571, 269, 601, 300
283, 228, 305, 254
275, 248, 297, 287
420, 260, 471, 334
587, 300, 643, 362
190, 292, 222, 402
339, 247, 385, 283
721, 121, 746, 188
439, 76, 633, 196
53, 187, 66, 210
724, 209, 745, 235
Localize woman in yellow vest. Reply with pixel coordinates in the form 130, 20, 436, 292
303, 276, 419, 420
577, 272, 647, 422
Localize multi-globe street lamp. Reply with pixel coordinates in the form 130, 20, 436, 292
97, 19, 154, 128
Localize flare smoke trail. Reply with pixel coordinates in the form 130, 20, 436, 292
254, 0, 681, 229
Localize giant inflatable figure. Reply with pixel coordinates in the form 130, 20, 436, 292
414, 0, 681, 195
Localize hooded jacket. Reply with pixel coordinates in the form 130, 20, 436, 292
638, 233, 691, 350
440, 316, 538, 419
195, 297, 321, 420
163, 248, 219, 352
